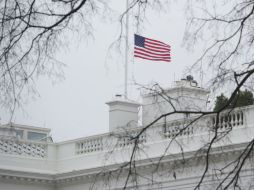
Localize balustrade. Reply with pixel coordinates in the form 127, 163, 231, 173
75, 130, 147, 155
211, 110, 244, 130
116, 130, 147, 148
0, 107, 250, 159
163, 119, 195, 138
163, 109, 245, 139
0, 139, 47, 158
76, 137, 104, 154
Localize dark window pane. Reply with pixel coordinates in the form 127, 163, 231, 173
27, 132, 47, 141
16, 130, 24, 139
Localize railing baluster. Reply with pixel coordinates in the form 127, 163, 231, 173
0, 139, 47, 158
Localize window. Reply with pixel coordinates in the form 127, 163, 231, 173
27, 131, 47, 141
15, 130, 24, 139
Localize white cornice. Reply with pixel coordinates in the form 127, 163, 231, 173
0, 168, 54, 185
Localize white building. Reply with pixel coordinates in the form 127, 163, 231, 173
0, 77, 254, 190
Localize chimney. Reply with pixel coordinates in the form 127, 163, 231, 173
106, 95, 140, 132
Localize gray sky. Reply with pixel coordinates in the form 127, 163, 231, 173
1, 1, 205, 142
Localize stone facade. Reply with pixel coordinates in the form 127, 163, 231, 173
0, 79, 254, 190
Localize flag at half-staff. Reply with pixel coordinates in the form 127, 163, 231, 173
134, 34, 171, 62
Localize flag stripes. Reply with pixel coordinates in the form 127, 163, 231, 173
134, 55, 170, 62
134, 47, 170, 57
134, 34, 171, 62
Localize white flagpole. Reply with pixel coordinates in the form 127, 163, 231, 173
124, 0, 129, 99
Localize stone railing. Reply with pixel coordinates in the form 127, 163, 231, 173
116, 129, 147, 148
210, 109, 244, 130
74, 106, 252, 156
76, 136, 104, 155
75, 128, 147, 155
0, 106, 252, 160
163, 107, 248, 138
163, 119, 195, 138
0, 138, 47, 158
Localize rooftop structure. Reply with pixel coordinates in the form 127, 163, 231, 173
0, 77, 254, 190
0, 123, 52, 142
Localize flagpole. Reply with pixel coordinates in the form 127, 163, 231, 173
124, 0, 129, 99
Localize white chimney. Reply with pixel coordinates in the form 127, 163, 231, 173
106, 95, 140, 132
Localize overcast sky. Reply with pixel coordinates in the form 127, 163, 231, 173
1, 1, 206, 142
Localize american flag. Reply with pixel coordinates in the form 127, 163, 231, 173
134, 34, 171, 62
